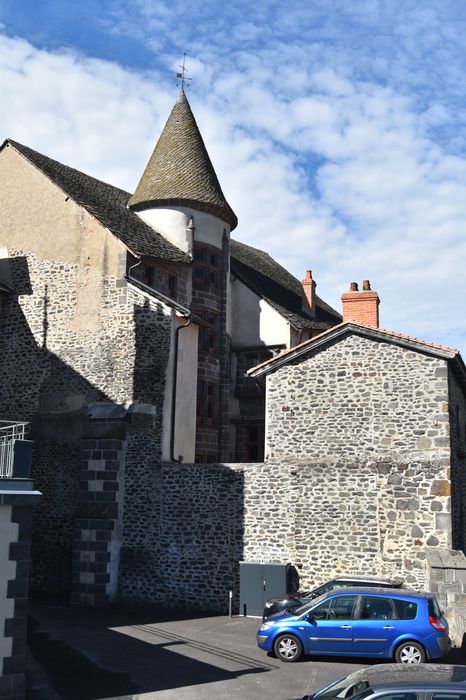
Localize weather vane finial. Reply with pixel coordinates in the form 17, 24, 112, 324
176, 53, 192, 90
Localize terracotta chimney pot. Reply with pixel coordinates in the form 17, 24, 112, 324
341, 280, 380, 327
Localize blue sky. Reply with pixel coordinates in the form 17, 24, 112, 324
1, 0, 466, 353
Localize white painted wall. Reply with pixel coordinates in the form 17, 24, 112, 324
162, 313, 198, 463
230, 278, 261, 346
136, 206, 230, 254
259, 300, 291, 346
0, 505, 17, 673
230, 278, 291, 348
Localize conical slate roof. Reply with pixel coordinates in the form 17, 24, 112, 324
128, 90, 237, 230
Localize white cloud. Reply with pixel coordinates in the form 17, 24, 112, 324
1, 5, 466, 357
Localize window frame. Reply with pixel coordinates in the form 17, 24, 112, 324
192, 243, 219, 289
196, 380, 218, 425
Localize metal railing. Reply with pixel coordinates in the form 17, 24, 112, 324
0, 421, 28, 478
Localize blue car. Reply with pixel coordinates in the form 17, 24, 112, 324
256, 587, 450, 664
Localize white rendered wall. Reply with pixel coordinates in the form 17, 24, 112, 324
230, 280, 261, 346
136, 207, 230, 254
0, 505, 17, 673
260, 300, 291, 346
162, 314, 198, 463
230, 278, 291, 348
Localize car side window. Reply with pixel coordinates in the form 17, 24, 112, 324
360, 597, 395, 620
329, 596, 357, 620
431, 695, 466, 700
393, 599, 417, 620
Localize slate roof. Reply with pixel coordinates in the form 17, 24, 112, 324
248, 320, 465, 380
2, 139, 190, 264
128, 90, 238, 230
230, 239, 341, 331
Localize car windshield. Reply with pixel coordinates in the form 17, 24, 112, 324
293, 591, 329, 616
314, 669, 373, 700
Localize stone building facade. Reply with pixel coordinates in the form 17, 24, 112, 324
0, 89, 340, 603
3, 81, 462, 613
248, 312, 466, 593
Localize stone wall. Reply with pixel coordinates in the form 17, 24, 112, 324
0, 247, 174, 597
242, 458, 451, 591
118, 462, 244, 609
114, 455, 451, 609
265, 334, 451, 461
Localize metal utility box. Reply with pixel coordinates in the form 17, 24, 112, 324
239, 562, 287, 617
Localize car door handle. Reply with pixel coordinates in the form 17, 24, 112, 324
383, 625, 394, 630
340, 625, 352, 629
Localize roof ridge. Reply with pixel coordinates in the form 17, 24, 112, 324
230, 238, 341, 323
354, 321, 459, 354
4, 139, 190, 264
248, 321, 460, 377
5, 139, 129, 196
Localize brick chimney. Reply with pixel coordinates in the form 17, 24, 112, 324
341, 280, 380, 327
301, 270, 316, 316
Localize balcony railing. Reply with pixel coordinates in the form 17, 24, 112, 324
0, 421, 28, 478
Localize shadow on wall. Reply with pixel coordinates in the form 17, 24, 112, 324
0, 256, 174, 599
143, 462, 245, 612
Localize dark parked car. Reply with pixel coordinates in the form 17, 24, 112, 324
304, 663, 465, 700
263, 575, 405, 619
257, 587, 450, 663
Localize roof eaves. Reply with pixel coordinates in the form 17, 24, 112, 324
248, 322, 460, 379
264, 297, 331, 331
126, 276, 192, 317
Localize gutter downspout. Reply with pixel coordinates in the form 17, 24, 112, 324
127, 257, 192, 463
170, 317, 191, 462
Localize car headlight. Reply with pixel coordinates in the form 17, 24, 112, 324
259, 621, 275, 631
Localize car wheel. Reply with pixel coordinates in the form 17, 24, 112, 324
395, 641, 426, 664
273, 634, 303, 662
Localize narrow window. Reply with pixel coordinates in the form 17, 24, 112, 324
192, 243, 219, 288
168, 274, 177, 299
196, 381, 218, 424
143, 264, 154, 287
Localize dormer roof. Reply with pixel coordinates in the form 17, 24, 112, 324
128, 90, 238, 230
230, 239, 341, 331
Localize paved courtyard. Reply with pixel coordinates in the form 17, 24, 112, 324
26, 601, 465, 700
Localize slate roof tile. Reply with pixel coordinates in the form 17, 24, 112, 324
230, 239, 341, 330
128, 90, 237, 230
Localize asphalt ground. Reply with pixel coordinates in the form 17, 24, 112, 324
26, 600, 466, 700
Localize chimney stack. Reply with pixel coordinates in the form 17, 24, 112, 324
341, 280, 380, 327
301, 270, 316, 316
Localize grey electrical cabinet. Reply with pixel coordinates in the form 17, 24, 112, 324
239, 562, 288, 617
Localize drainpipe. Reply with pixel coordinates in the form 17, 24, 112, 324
127, 256, 192, 463
170, 317, 191, 462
